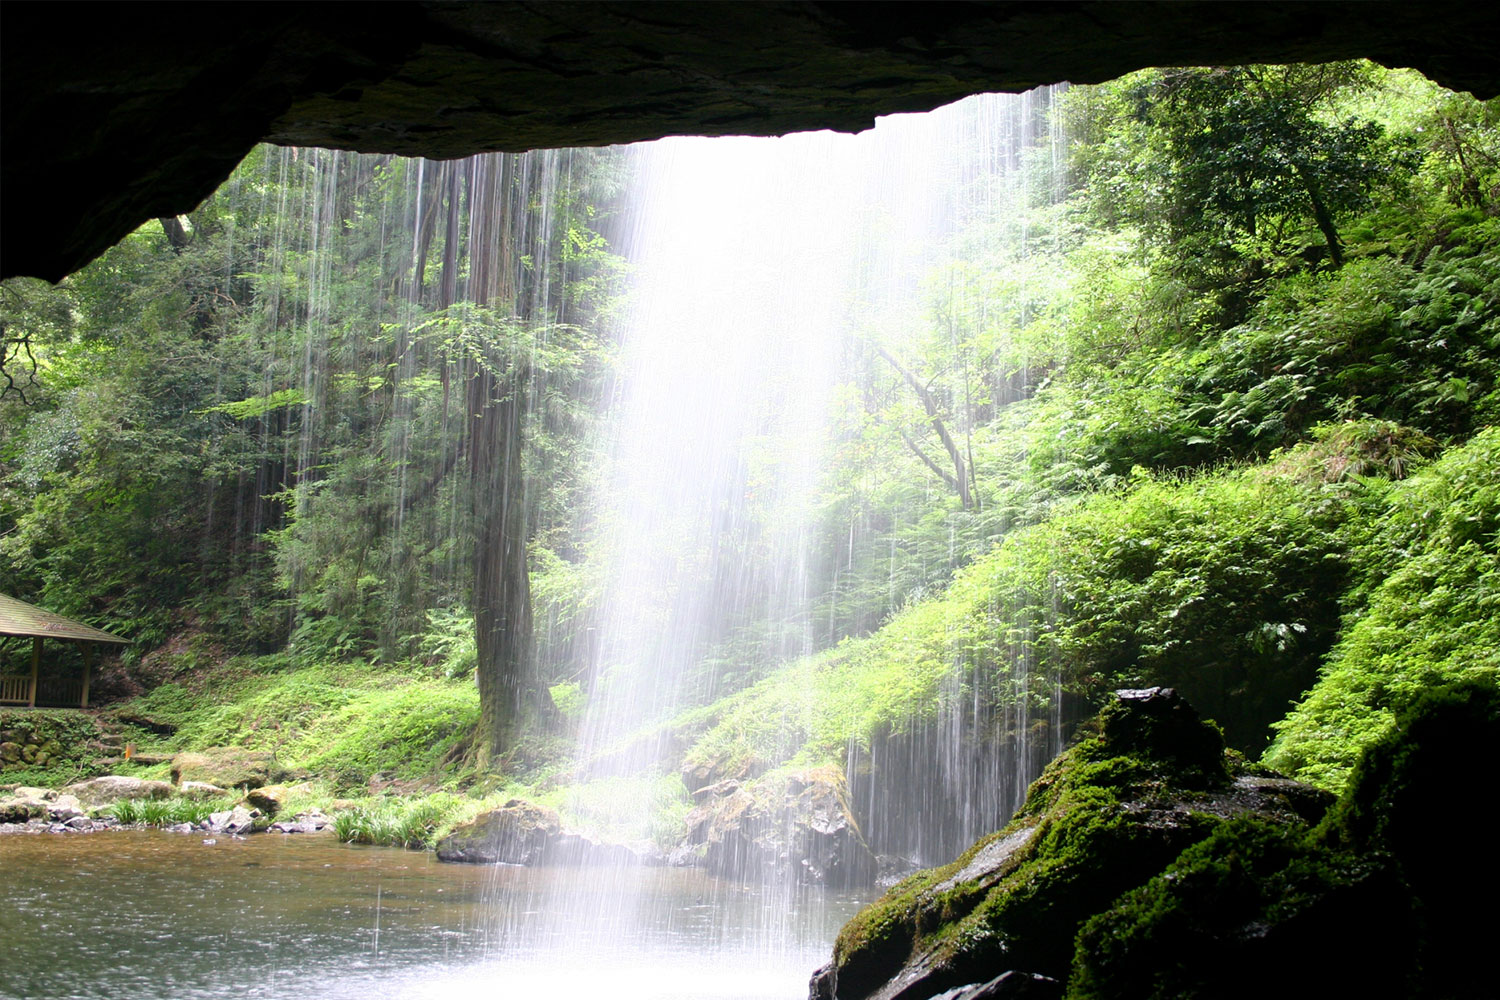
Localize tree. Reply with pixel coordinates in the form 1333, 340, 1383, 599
1147, 64, 1418, 276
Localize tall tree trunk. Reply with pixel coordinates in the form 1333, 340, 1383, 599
460, 154, 535, 763
469, 365, 533, 760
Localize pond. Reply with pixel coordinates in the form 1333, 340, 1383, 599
0, 831, 874, 1000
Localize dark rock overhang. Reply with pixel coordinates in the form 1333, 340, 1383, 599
4, 1, 1498, 282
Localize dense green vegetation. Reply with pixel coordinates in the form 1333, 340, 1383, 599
2, 62, 1498, 847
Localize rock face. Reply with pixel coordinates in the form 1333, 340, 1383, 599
0, 787, 51, 823
63, 775, 174, 807
170, 748, 292, 790
813, 688, 1337, 1000
688, 767, 876, 888
6, 3, 1500, 282
206, 805, 258, 835
177, 781, 227, 799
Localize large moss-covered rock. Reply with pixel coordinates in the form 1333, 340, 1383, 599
0, 786, 52, 823
170, 748, 293, 790
1067, 816, 1414, 999
820, 682, 1500, 1000
1066, 682, 1500, 999
815, 688, 1331, 1000
63, 775, 174, 807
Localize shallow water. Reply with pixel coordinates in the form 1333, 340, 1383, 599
0, 831, 872, 1000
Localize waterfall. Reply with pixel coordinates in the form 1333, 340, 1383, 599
43, 83, 1072, 998
549, 88, 1073, 970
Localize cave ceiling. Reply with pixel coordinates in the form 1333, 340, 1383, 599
4, 1, 1498, 282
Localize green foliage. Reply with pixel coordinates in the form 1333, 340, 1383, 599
332, 792, 467, 849
411, 605, 478, 679
689, 444, 1389, 778
1266, 428, 1500, 787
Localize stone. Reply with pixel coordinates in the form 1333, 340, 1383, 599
817, 690, 1341, 1000
0, 788, 48, 823
12, 786, 56, 801
243, 785, 288, 816
46, 794, 85, 822
694, 766, 876, 889
271, 809, 331, 834
171, 748, 290, 790
177, 781, 227, 799
928, 972, 1063, 1000
206, 805, 257, 835
0, 742, 20, 763
64, 776, 173, 807
435, 799, 561, 865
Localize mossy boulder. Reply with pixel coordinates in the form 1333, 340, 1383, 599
1068, 816, 1415, 998
823, 682, 1500, 1000
0, 786, 51, 823
1065, 682, 1500, 999
63, 775, 174, 807
170, 748, 293, 790
815, 688, 1331, 1000
243, 784, 289, 816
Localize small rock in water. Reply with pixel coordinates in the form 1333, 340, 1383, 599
202, 838, 217, 845
167, 822, 195, 834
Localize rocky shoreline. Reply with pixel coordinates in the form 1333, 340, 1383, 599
0, 753, 332, 839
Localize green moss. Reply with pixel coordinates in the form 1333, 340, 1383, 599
0, 709, 106, 787
1067, 817, 1414, 1000
1068, 684, 1500, 1000
832, 692, 1241, 993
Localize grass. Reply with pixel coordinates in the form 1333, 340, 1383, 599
111, 660, 482, 792
108, 794, 239, 826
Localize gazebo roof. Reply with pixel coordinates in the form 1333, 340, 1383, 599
0, 593, 129, 644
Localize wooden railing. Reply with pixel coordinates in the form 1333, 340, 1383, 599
0, 675, 31, 705
37, 676, 84, 707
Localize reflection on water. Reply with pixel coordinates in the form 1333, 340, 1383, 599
0, 832, 871, 1000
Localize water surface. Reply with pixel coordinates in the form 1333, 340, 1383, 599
0, 831, 871, 1000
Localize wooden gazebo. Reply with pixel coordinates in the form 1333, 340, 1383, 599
0, 594, 129, 708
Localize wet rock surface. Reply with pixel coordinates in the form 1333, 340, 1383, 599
816, 684, 1500, 1000
8, 3, 1500, 283
815, 688, 1342, 1000
689, 766, 876, 889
